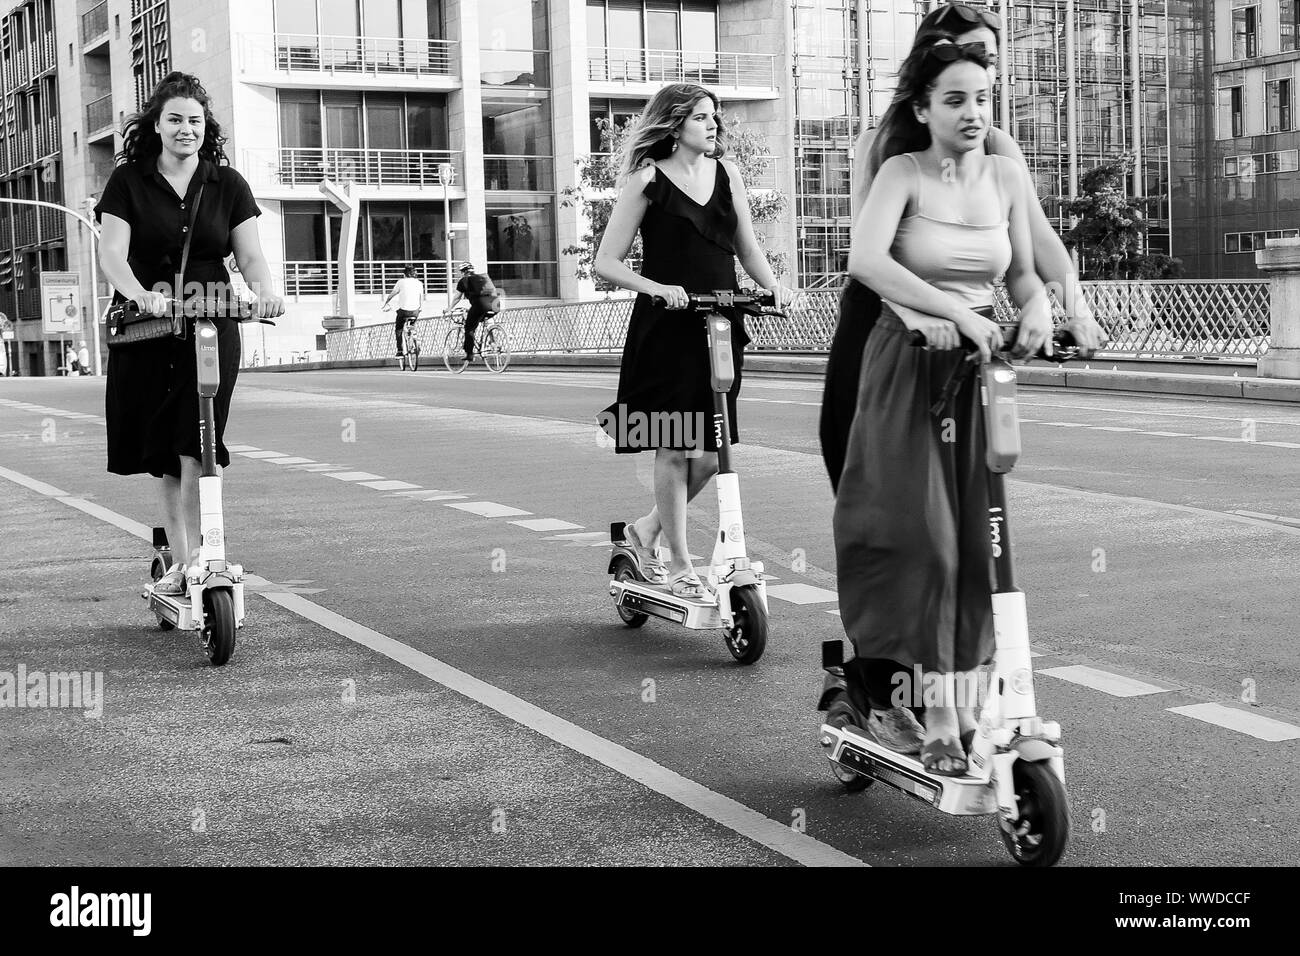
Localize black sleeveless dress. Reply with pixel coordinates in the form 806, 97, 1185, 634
598, 161, 748, 454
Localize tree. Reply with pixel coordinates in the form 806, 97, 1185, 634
560, 116, 790, 291
1061, 152, 1182, 279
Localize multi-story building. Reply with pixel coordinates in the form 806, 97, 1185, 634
0, 1, 1274, 371
1171, 0, 1300, 278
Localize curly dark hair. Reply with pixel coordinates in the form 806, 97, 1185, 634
117, 72, 228, 167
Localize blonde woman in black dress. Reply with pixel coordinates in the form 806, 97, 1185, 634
595, 84, 795, 598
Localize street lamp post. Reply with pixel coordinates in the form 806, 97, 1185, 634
436, 162, 456, 311
0, 198, 103, 375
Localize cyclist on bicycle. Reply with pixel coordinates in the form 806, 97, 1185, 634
381, 266, 425, 357
450, 262, 500, 363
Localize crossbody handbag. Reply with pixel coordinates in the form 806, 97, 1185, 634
104, 183, 206, 349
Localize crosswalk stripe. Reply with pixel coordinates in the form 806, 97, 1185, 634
1167, 703, 1300, 741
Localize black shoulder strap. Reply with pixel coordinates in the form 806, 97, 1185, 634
175, 183, 205, 301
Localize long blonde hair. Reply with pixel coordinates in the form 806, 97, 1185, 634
617, 83, 726, 184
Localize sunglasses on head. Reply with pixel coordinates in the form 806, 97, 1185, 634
925, 38, 998, 68
933, 3, 1003, 33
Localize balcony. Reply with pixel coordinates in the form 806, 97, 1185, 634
284, 259, 453, 299
588, 47, 779, 100
86, 93, 114, 142
242, 148, 463, 198
81, 1, 109, 53
238, 33, 460, 92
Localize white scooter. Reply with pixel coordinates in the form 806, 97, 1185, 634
608, 290, 781, 665
131, 299, 272, 666
818, 324, 1080, 866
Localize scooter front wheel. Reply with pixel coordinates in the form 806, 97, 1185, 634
824, 694, 872, 792
202, 588, 237, 666
724, 585, 767, 665
611, 556, 648, 628
999, 760, 1070, 867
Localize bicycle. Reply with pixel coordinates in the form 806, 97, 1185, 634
399, 314, 421, 371
441, 306, 511, 374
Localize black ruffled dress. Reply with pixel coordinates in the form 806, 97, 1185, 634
599, 161, 749, 454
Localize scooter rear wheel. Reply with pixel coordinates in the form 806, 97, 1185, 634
202, 588, 237, 666
611, 557, 649, 628
724, 585, 767, 665
824, 695, 873, 791
999, 760, 1070, 867
150, 557, 175, 631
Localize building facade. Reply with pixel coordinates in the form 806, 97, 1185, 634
0, 1, 1274, 371
1170, 0, 1300, 278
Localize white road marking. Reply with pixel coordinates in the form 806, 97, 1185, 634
0, 460, 866, 868
1093, 426, 1139, 432
1168, 703, 1300, 741
260, 591, 864, 867
1258, 441, 1300, 449
294, 463, 346, 471
1194, 436, 1244, 443
1141, 431, 1193, 437
512, 518, 585, 532
766, 583, 839, 605
324, 471, 385, 481
239, 450, 291, 459
1038, 665, 1172, 698
225, 444, 260, 452
267, 456, 316, 465
359, 479, 421, 491
1230, 510, 1300, 526
447, 501, 533, 518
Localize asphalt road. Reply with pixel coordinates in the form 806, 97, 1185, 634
1, 365, 1297, 867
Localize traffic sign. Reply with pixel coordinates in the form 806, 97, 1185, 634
40, 272, 81, 335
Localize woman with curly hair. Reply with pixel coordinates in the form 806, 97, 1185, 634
96, 72, 283, 595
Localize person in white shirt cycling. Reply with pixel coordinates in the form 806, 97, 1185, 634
381, 266, 426, 357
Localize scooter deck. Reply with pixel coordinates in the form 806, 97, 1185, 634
145, 586, 198, 631
821, 722, 999, 815
611, 575, 723, 629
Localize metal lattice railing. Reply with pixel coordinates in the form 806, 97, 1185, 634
324, 281, 1274, 362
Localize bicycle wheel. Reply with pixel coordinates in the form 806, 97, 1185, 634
404, 329, 420, 371
482, 326, 510, 373
443, 328, 467, 374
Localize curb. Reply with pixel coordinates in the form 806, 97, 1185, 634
252, 354, 1300, 403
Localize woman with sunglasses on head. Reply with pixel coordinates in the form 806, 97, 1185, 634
822, 3, 1106, 756
833, 39, 1053, 776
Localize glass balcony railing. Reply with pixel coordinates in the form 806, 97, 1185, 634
86, 93, 113, 134
480, 49, 551, 88
239, 33, 458, 78
81, 1, 109, 44
283, 260, 453, 298
589, 47, 778, 91
483, 156, 554, 191
241, 147, 461, 189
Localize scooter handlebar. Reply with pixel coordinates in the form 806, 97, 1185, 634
111, 298, 277, 324
650, 289, 780, 312
907, 325, 1080, 363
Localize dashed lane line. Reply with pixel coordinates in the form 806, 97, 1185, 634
0, 460, 867, 868
1037, 665, 1174, 698
1167, 704, 1300, 742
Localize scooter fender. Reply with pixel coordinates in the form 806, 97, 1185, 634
1012, 738, 1060, 764
727, 568, 761, 589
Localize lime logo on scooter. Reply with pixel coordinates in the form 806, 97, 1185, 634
989, 507, 1005, 558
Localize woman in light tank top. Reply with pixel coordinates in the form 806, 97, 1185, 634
833, 40, 1054, 777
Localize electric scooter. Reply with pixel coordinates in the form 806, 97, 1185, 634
608, 290, 782, 665
818, 323, 1081, 866
132, 298, 274, 666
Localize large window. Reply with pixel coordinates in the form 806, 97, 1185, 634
1285, 0, 1300, 53
1268, 78, 1294, 132
279, 91, 447, 150
588, 1, 719, 79
482, 94, 555, 190
485, 201, 557, 298
589, 98, 643, 152
274, 0, 444, 37
1231, 2, 1258, 60
1218, 85, 1244, 138
282, 201, 443, 262
480, 0, 549, 86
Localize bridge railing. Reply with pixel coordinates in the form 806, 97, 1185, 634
325, 280, 1273, 362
